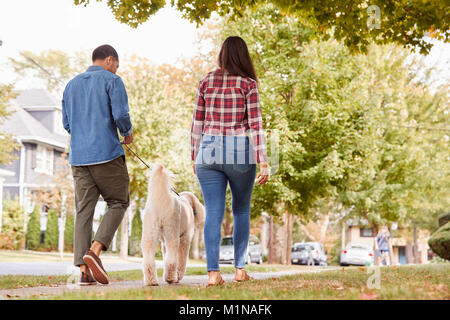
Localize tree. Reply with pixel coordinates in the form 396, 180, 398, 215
74, 0, 449, 54
0, 196, 26, 250
0, 84, 20, 165
9, 50, 89, 97
26, 205, 41, 251
129, 209, 143, 256
219, 5, 385, 263
43, 209, 59, 251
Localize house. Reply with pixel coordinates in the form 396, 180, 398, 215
344, 220, 431, 265
0, 88, 68, 229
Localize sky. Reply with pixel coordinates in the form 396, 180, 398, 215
0, 0, 449, 90
0, 0, 203, 88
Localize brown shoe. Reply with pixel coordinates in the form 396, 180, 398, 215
206, 272, 225, 287
234, 269, 254, 282
78, 271, 97, 286
83, 250, 109, 284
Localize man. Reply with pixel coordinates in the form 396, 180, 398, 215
62, 44, 133, 285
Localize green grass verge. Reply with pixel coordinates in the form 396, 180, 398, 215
27, 264, 450, 300
0, 265, 277, 290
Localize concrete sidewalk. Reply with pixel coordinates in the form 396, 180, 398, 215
0, 261, 206, 276
0, 267, 335, 299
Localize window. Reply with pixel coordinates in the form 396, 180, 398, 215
35, 145, 54, 175
360, 228, 374, 237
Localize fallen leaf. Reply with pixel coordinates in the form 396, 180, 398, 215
178, 295, 190, 300
146, 295, 153, 300
359, 293, 378, 300
263, 297, 270, 300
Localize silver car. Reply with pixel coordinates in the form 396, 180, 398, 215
340, 242, 374, 266
291, 242, 328, 266
219, 235, 263, 264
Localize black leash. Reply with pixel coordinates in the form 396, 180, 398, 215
123, 143, 180, 197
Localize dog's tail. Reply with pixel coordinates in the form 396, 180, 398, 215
180, 191, 205, 228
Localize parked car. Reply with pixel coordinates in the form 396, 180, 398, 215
291, 242, 328, 266
340, 242, 374, 266
219, 235, 263, 264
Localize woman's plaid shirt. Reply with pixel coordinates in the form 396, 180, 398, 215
190, 68, 268, 164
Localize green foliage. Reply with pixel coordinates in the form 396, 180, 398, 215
0, 196, 25, 250
219, 5, 449, 229
128, 210, 143, 256
64, 213, 75, 252
428, 222, 450, 261
0, 84, 20, 165
26, 206, 41, 251
328, 238, 342, 266
43, 210, 59, 251
74, 0, 449, 54
438, 212, 450, 228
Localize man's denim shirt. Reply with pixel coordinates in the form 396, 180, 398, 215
62, 65, 133, 166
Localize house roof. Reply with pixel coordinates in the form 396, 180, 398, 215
13, 89, 60, 110
1, 102, 67, 150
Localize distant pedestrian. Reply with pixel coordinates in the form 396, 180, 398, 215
62, 44, 133, 286
375, 225, 391, 265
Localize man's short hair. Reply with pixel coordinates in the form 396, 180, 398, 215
92, 45, 119, 62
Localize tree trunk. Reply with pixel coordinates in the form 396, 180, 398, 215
268, 215, 274, 264
413, 226, 419, 264
260, 212, 269, 257
285, 212, 293, 265
119, 206, 130, 259
58, 192, 66, 260
269, 219, 284, 264
341, 221, 346, 250
222, 206, 233, 236
191, 227, 200, 259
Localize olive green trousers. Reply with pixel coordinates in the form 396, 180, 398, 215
71, 155, 130, 266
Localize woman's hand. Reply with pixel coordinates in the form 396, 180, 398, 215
192, 163, 196, 175
256, 162, 269, 185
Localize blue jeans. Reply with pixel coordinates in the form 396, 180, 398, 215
195, 134, 257, 271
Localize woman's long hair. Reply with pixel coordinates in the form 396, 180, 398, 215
218, 36, 258, 82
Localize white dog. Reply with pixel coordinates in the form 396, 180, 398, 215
141, 163, 205, 286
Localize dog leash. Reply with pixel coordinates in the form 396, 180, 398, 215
123, 143, 180, 197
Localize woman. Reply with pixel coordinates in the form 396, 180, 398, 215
190, 36, 269, 286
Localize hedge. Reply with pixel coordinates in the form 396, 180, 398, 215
428, 221, 450, 261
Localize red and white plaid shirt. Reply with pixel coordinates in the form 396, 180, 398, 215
190, 68, 268, 164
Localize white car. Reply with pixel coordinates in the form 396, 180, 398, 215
340, 242, 374, 266
219, 235, 263, 264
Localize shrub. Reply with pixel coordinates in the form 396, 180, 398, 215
328, 238, 342, 266
129, 210, 142, 256
26, 205, 41, 250
43, 209, 59, 251
0, 196, 25, 250
428, 221, 450, 261
64, 213, 74, 252
438, 212, 450, 228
